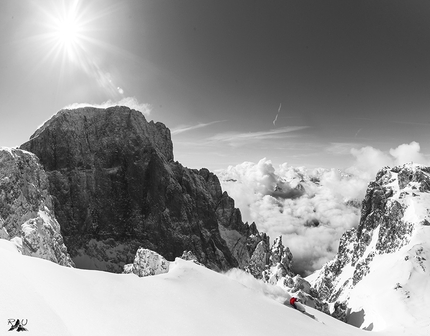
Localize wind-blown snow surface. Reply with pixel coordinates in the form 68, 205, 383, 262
0, 239, 381, 336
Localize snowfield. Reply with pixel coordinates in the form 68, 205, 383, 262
0, 239, 382, 336
1, 238, 426, 335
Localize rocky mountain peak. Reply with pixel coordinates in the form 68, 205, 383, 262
26, 106, 174, 169
20, 106, 264, 273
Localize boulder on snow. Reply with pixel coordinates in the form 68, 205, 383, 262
124, 248, 169, 277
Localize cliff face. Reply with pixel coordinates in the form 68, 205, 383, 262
21, 106, 261, 272
311, 163, 430, 330
0, 148, 73, 266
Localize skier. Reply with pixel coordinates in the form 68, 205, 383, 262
290, 297, 299, 310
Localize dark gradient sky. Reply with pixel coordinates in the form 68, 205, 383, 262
1, 0, 430, 170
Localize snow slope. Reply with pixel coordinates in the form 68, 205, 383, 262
0, 239, 377, 336
341, 223, 430, 335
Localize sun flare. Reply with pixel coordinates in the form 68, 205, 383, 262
55, 5, 85, 63
55, 16, 81, 46
35, 0, 125, 97
39, 0, 89, 63
52, 14, 83, 59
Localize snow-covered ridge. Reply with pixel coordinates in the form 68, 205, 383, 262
311, 163, 430, 334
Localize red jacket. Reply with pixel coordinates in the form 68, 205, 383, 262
290, 297, 297, 305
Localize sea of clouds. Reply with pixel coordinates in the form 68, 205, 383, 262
217, 141, 429, 276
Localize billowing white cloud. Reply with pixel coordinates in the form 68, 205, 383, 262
349, 141, 430, 180
217, 159, 362, 276
349, 146, 393, 180
217, 142, 430, 276
389, 141, 427, 165
63, 97, 151, 115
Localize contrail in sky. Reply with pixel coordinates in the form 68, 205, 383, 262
273, 103, 281, 126
171, 120, 226, 135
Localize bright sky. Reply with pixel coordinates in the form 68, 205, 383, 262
1, 0, 430, 171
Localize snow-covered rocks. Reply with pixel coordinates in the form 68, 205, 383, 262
180, 250, 205, 267
262, 236, 294, 283
0, 148, 73, 266
311, 163, 430, 333
124, 248, 169, 277
245, 235, 329, 314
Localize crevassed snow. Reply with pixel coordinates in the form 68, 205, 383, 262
0, 239, 378, 336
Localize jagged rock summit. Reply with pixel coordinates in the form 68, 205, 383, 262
254, 235, 329, 314
21, 106, 263, 272
0, 147, 73, 266
311, 163, 430, 333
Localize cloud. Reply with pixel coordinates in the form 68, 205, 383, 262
63, 97, 151, 115
171, 120, 226, 135
349, 146, 393, 180
349, 141, 429, 180
389, 141, 427, 165
217, 142, 430, 276
217, 159, 361, 276
207, 126, 309, 148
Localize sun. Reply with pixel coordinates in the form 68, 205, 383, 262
34, 0, 126, 97
49, 2, 85, 62
54, 15, 81, 48
38, 0, 89, 63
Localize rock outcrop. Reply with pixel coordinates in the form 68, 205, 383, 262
123, 248, 169, 277
261, 236, 294, 283
0, 148, 73, 266
21, 106, 264, 272
311, 163, 430, 330
251, 235, 329, 314
245, 238, 270, 279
